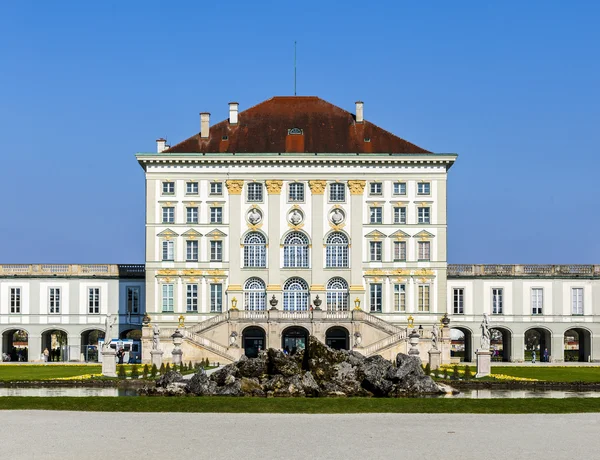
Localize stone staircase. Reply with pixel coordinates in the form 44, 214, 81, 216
182, 330, 236, 362
362, 330, 408, 357
189, 313, 229, 334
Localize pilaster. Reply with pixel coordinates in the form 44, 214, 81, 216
348, 180, 366, 302
226, 180, 243, 294
309, 180, 326, 294
266, 180, 283, 298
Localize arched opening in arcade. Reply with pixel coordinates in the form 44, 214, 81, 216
2, 329, 29, 362
490, 327, 512, 362
325, 326, 349, 350
41, 329, 68, 362
564, 328, 592, 362
524, 328, 552, 362
242, 326, 266, 358
281, 326, 309, 355
81, 329, 105, 362
450, 327, 472, 362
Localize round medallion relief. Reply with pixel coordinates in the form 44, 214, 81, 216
247, 208, 263, 224
330, 208, 345, 224
288, 209, 304, 225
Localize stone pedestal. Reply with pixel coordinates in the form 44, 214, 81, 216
428, 349, 441, 370
101, 349, 117, 377
150, 350, 164, 369
172, 349, 183, 366
476, 349, 492, 378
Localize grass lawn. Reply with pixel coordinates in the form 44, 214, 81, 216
491, 366, 600, 383
1, 396, 600, 413
0, 365, 102, 381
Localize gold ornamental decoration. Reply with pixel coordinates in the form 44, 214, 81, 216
347, 180, 366, 195
265, 180, 283, 194
178, 315, 185, 328
308, 180, 327, 194
158, 269, 178, 276
225, 180, 244, 195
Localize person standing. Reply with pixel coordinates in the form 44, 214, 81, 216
43, 348, 49, 363
532, 350, 536, 364
117, 348, 125, 365
543, 348, 549, 363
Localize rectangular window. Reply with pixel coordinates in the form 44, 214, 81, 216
369, 182, 382, 195
418, 285, 430, 312
88, 287, 100, 314
10, 287, 21, 314
162, 207, 175, 223
393, 182, 406, 195
492, 288, 503, 314
369, 241, 382, 261
186, 284, 198, 312
210, 182, 223, 195
210, 284, 222, 312
370, 207, 382, 224
417, 182, 430, 195
394, 241, 406, 261
210, 240, 223, 261
162, 181, 175, 195
393, 207, 406, 224
329, 183, 346, 202
186, 207, 198, 224
418, 241, 430, 261
394, 284, 406, 312
162, 240, 174, 261
186, 240, 198, 261
247, 182, 263, 202
186, 182, 198, 195
49, 287, 61, 314
210, 207, 223, 224
370, 283, 382, 312
531, 288, 543, 315
288, 182, 305, 202
572, 288, 584, 315
453, 288, 464, 314
127, 286, 140, 314
162, 284, 174, 312
417, 207, 430, 224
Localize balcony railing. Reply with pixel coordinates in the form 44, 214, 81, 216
0, 264, 144, 278
448, 264, 599, 278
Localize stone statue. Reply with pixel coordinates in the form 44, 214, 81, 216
103, 313, 115, 350
480, 313, 490, 350
431, 322, 440, 350
331, 208, 344, 224
152, 323, 161, 351
248, 208, 262, 224
289, 209, 303, 225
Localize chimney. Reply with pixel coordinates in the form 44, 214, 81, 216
200, 112, 210, 138
355, 101, 364, 123
156, 138, 166, 153
229, 102, 239, 125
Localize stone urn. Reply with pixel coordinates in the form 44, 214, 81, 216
171, 329, 184, 365
408, 329, 420, 357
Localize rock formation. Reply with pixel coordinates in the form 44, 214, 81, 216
141, 336, 446, 397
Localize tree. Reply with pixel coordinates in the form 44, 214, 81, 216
424, 363, 431, 376
443, 367, 450, 380
452, 365, 460, 380
130, 364, 139, 379
165, 363, 171, 373
150, 364, 158, 378
463, 365, 472, 380
159, 363, 165, 375
142, 364, 149, 379
117, 365, 127, 379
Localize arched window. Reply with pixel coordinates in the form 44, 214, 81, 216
244, 232, 266, 268
244, 278, 266, 311
283, 232, 309, 268
283, 278, 309, 311
325, 232, 349, 268
326, 277, 349, 311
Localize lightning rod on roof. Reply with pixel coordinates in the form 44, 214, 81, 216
294, 41, 297, 96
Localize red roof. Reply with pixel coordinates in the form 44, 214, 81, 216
165, 96, 430, 154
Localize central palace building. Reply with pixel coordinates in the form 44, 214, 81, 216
1, 96, 599, 364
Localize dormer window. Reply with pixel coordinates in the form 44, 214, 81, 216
288, 127, 303, 135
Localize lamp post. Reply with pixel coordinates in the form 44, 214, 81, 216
418, 324, 423, 337
353, 298, 361, 311
230, 297, 238, 310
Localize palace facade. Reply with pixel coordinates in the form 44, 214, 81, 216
2, 96, 599, 363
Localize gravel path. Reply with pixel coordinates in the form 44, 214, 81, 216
1, 411, 599, 459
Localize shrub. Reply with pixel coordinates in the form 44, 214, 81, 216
165, 363, 171, 373
130, 364, 139, 379
443, 368, 450, 380
188, 361, 193, 371
179, 362, 185, 373
452, 365, 460, 380
159, 363, 165, 375
424, 363, 431, 376
117, 365, 127, 379
432, 368, 439, 379
463, 365, 473, 380
142, 364, 149, 379
150, 364, 158, 378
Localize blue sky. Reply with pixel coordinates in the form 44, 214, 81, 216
1, 1, 598, 264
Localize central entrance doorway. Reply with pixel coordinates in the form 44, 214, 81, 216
281, 326, 308, 355
243, 326, 266, 358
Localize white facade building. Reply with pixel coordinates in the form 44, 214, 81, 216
0, 264, 145, 362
